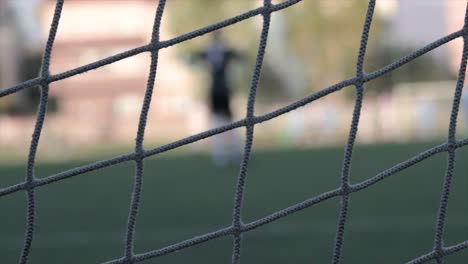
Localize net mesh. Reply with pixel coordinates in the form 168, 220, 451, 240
1, 0, 468, 263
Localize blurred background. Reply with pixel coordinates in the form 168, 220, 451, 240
1, 1, 468, 264
0, 0, 467, 159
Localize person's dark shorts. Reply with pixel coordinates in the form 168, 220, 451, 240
210, 94, 232, 118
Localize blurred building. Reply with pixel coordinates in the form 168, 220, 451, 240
0, 0, 204, 155
45, 0, 200, 144
0, 0, 467, 158
376, 0, 449, 64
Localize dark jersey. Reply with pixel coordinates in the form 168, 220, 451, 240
193, 42, 241, 117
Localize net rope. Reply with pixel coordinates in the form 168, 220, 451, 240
1, 0, 468, 263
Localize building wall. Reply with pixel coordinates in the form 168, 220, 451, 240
0, 0, 205, 155
41, 0, 201, 145
379, 0, 449, 63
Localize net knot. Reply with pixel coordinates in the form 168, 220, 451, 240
246, 117, 256, 126
434, 248, 445, 262
146, 42, 160, 52
122, 256, 135, 264
134, 150, 145, 161
232, 225, 243, 237
447, 142, 457, 151
339, 184, 351, 196
354, 76, 365, 88
25, 181, 36, 191
39, 77, 49, 87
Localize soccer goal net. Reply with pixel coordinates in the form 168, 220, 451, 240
0, 0, 467, 263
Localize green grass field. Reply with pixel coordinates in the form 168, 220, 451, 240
1, 143, 468, 264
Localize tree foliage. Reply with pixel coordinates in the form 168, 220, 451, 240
166, 1, 376, 98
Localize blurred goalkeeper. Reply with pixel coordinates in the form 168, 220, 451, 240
190, 32, 245, 168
